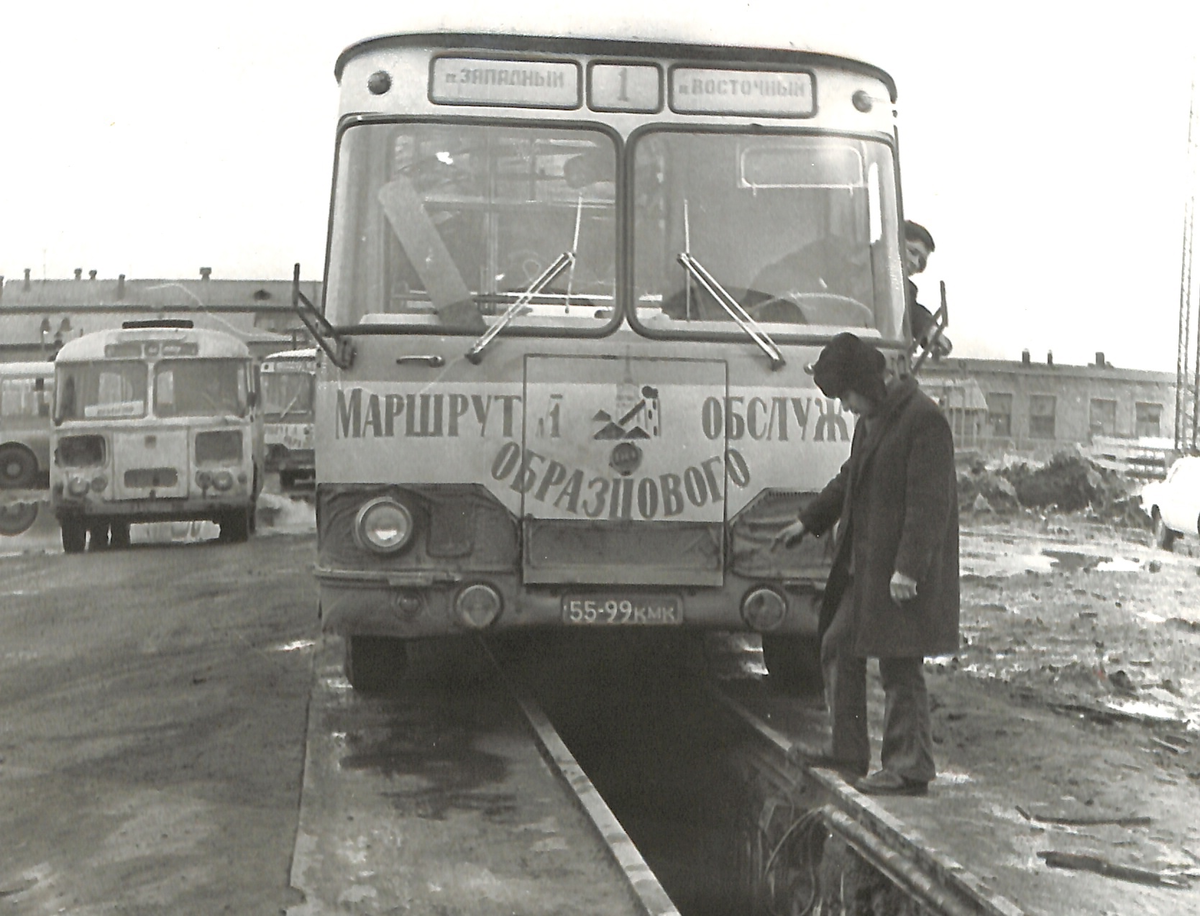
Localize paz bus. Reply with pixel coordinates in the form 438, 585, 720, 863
259, 348, 317, 490
301, 23, 915, 690
0, 361, 55, 490
51, 320, 263, 552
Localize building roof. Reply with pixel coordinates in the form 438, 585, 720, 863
922, 356, 1174, 385
0, 275, 316, 311
0, 273, 316, 356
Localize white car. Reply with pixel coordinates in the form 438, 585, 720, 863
1141, 455, 1200, 550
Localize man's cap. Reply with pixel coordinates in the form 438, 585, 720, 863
810, 333, 886, 400
904, 220, 935, 252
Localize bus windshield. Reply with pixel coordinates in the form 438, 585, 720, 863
261, 370, 315, 420
326, 122, 617, 331
154, 359, 248, 418
57, 361, 147, 421
631, 131, 904, 337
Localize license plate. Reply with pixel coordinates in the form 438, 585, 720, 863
562, 595, 683, 626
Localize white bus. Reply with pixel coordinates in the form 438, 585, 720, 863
301, 22, 914, 690
259, 348, 317, 490
0, 361, 55, 490
51, 320, 263, 552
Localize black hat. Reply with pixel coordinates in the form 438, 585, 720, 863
811, 333, 886, 401
904, 220, 935, 252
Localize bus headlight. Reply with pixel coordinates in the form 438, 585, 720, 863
741, 586, 787, 631
212, 470, 234, 491
67, 475, 90, 497
353, 497, 414, 554
196, 470, 213, 489
454, 583, 503, 629
91, 475, 108, 493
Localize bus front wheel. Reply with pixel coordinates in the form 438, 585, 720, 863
0, 444, 38, 489
219, 507, 251, 543
345, 635, 408, 692
761, 634, 823, 696
61, 519, 87, 554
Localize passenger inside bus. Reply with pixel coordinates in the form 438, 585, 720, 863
659, 234, 874, 327
743, 234, 875, 325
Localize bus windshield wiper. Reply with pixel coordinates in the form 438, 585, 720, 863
466, 197, 584, 365
464, 252, 575, 364
677, 252, 785, 370
676, 200, 784, 369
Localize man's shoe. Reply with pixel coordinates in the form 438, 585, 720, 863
853, 769, 929, 796
786, 744, 868, 779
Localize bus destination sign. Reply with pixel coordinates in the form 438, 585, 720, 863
430, 56, 581, 109
670, 67, 815, 117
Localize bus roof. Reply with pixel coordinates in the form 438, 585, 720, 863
55, 326, 251, 363
335, 19, 896, 101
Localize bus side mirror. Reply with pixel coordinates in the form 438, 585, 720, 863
247, 390, 258, 409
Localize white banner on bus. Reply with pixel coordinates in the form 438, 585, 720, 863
671, 67, 815, 116
430, 57, 581, 109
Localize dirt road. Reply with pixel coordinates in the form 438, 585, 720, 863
0, 529, 318, 915
2, 508, 1199, 913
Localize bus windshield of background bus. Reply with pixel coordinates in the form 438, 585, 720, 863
630, 131, 904, 339
154, 359, 248, 418
326, 123, 617, 332
56, 361, 147, 421
261, 371, 314, 421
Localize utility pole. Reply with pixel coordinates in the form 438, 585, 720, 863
1179, 67, 1199, 452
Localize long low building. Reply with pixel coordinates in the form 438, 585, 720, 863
0, 268, 318, 361
919, 350, 1176, 465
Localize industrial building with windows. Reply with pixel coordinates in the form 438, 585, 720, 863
918, 350, 1175, 463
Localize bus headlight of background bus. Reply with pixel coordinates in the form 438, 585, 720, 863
353, 497, 414, 554
66, 475, 91, 497
211, 470, 234, 491
741, 586, 788, 631
454, 583, 503, 629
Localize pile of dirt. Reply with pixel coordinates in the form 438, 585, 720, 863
957, 450, 1150, 527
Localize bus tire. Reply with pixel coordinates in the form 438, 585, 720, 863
762, 634, 823, 696
1152, 509, 1176, 551
109, 522, 131, 549
0, 501, 39, 536
88, 523, 110, 551
0, 444, 38, 489
61, 518, 87, 554
345, 635, 408, 692
219, 508, 251, 543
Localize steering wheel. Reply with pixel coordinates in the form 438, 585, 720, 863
504, 249, 545, 286
749, 292, 873, 327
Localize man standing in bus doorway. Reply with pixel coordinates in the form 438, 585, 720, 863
772, 333, 959, 796
905, 220, 952, 357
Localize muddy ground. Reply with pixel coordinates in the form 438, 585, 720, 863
1, 494, 1199, 913
922, 511, 1200, 909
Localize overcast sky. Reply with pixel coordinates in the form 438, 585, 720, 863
1, 1, 1196, 371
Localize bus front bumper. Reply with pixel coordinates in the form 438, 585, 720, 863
314, 565, 823, 640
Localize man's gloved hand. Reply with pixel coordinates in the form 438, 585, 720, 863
772, 519, 808, 550
890, 571, 918, 603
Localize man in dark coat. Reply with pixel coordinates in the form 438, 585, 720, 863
773, 332, 959, 795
